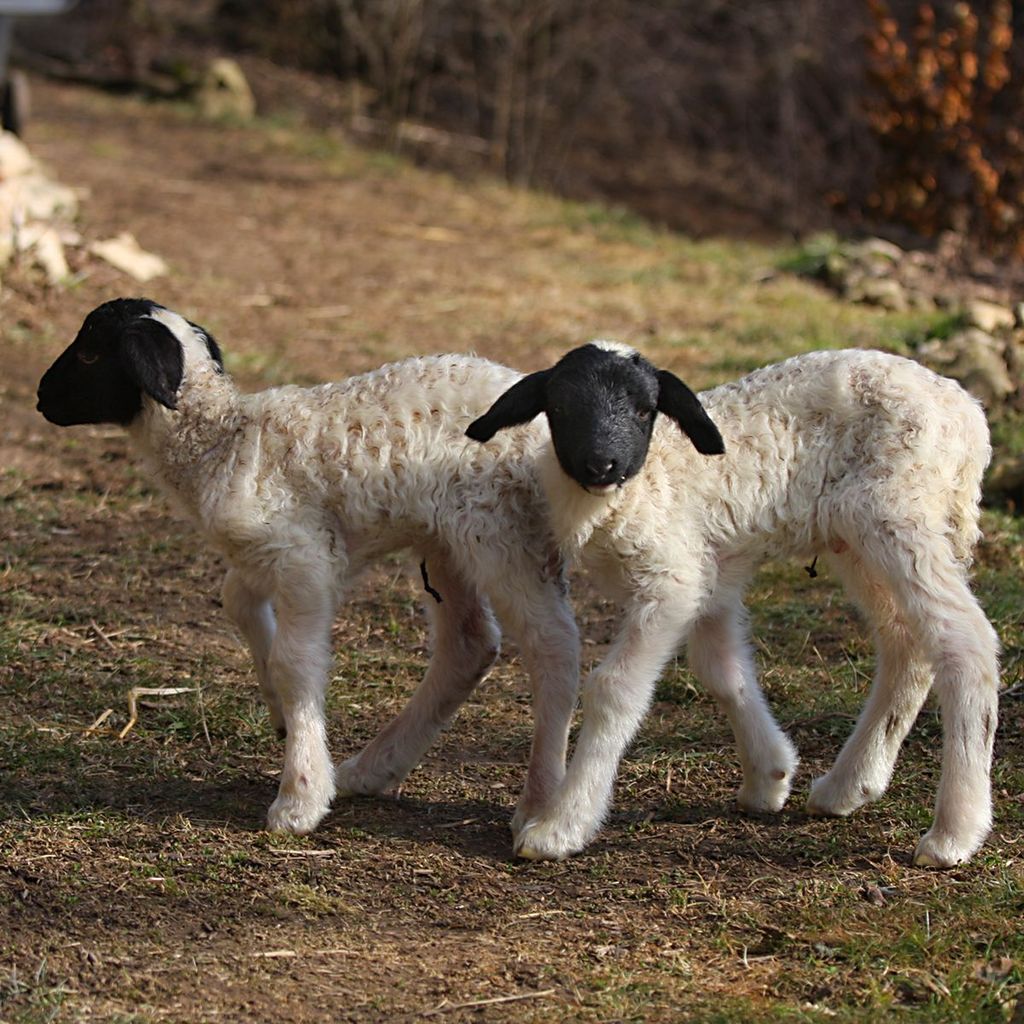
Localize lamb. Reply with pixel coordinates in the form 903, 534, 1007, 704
36, 298, 581, 842
467, 341, 1000, 868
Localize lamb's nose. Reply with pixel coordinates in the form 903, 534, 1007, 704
585, 457, 616, 480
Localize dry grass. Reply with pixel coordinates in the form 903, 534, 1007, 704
0, 77, 1021, 1023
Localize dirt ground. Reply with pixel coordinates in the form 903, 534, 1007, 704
1, 79, 1022, 1023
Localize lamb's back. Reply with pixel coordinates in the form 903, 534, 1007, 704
650, 349, 989, 555
242, 354, 544, 544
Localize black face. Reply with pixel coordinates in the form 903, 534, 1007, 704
464, 342, 725, 492
545, 347, 659, 491
37, 298, 223, 427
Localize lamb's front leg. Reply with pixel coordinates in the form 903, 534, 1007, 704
221, 569, 284, 738
265, 588, 337, 835
515, 589, 697, 861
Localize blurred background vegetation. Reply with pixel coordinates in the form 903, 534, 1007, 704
12, 0, 1024, 263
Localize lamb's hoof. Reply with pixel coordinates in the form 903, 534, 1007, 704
736, 775, 791, 814
513, 816, 589, 862
806, 773, 874, 817
913, 829, 979, 869
334, 755, 396, 798
267, 792, 333, 835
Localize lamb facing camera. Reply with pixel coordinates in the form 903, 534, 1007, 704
468, 341, 1000, 868
37, 298, 581, 844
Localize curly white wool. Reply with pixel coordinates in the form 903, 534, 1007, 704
113, 309, 580, 839
514, 347, 999, 868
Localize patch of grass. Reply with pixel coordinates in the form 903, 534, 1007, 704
0, 960, 71, 1024
4, 77, 1024, 1024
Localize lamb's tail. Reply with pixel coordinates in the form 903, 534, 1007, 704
945, 391, 991, 567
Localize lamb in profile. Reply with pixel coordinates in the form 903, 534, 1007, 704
468, 341, 1000, 868
36, 298, 581, 842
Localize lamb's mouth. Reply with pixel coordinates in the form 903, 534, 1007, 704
583, 481, 623, 496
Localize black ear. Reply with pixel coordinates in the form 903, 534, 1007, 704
656, 369, 725, 455
119, 318, 184, 411
466, 368, 551, 442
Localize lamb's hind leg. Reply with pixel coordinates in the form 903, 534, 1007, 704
812, 542, 999, 867
808, 551, 934, 818
221, 568, 284, 738
687, 600, 799, 814
336, 556, 501, 797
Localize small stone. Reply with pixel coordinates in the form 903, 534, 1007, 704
964, 298, 1015, 334
919, 328, 1014, 408
850, 277, 908, 312
33, 226, 69, 283
849, 236, 904, 262
89, 232, 168, 282
0, 130, 35, 178
196, 58, 256, 121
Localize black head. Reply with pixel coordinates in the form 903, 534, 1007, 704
466, 343, 724, 492
37, 298, 223, 427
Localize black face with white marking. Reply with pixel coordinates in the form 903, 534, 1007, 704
544, 346, 659, 492
37, 298, 223, 427
465, 342, 725, 493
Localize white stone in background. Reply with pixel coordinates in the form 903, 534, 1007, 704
0, 131, 36, 179
919, 327, 1015, 408
89, 231, 168, 282
33, 226, 69, 283
849, 276, 908, 312
196, 58, 256, 121
964, 298, 1015, 334
849, 236, 904, 263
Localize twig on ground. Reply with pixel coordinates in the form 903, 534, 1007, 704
83, 708, 114, 735
266, 849, 338, 858
89, 620, 119, 652
119, 687, 197, 739
422, 989, 558, 1016
195, 683, 212, 750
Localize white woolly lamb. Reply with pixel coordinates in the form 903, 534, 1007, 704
468, 342, 1000, 868
37, 298, 580, 842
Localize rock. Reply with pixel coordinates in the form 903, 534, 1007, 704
906, 289, 936, 312
964, 298, 1015, 334
918, 328, 1015, 408
196, 58, 256, 121
849, 276, 908, 312
985, 451, 1024, 506
848, 237, 904, 263
32, 227, 69, 284
0, 131, 35, 179
89, 232, 168, 282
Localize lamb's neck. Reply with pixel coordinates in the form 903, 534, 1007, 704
539, 446, 619, 557
129, 370, 246, 521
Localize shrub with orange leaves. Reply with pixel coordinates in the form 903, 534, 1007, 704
864, 0, 1024, 255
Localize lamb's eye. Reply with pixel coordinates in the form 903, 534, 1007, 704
637, 408, 652, 420
77, 351, 99, 365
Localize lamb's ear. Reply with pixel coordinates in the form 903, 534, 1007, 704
656, 369, 725, 455
466, 369, 551, 442
119, 318, 185, 411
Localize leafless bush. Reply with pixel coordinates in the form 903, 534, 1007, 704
33, 0, 1024, 243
